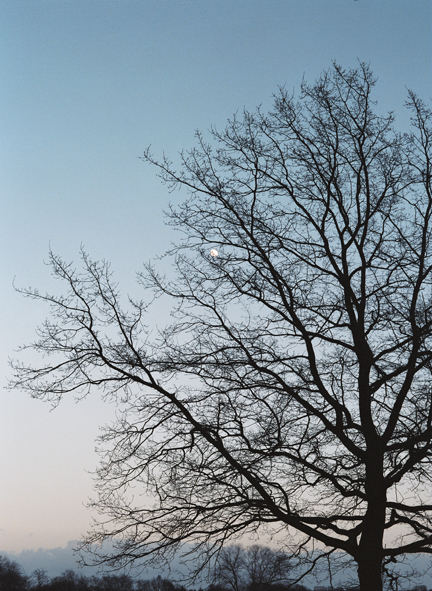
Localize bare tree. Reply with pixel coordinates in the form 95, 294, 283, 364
212, 546, 244, 591
212, 545, 292, 591
11, 63, 432, 591
31, 569, 49, 590
244, 545, 292, 591
0, 556, 28, 591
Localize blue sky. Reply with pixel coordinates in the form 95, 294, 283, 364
1, 0, 431, 554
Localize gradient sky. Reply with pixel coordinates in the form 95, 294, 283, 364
1, 0, 431, 554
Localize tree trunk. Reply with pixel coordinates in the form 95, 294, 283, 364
357, 552, 383, 591
357, 450, 386, 591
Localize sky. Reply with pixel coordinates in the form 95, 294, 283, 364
1, 0, 432, 559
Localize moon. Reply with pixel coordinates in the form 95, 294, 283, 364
210, 249, 219, 257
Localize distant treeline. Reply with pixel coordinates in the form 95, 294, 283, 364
2, 553, 431, 591
0, 554, 333, 591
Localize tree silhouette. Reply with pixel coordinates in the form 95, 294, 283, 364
31, 568, 49, 590
212, 545, 292, 591
12, 63, 432, 591
0, 556, 28, 591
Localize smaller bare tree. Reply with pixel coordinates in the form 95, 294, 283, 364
31, 568, 49, 589
212, 545, 292, 591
